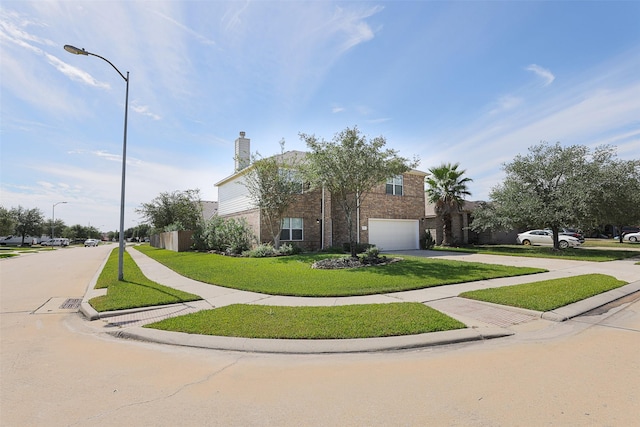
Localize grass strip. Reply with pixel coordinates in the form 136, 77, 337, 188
429, 245, 638, 261
459, 274, 626, 312
90, 248, 201, 312
145, 302, 466, 339
134, 245, 545, 297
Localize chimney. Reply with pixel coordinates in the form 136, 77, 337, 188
234, 131, 250, 172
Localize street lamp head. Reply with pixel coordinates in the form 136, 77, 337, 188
64, 45, 89, 55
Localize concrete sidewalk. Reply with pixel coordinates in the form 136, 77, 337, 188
80, 247, 640, 353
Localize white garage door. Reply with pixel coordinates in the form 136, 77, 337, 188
368, 219, 419, 251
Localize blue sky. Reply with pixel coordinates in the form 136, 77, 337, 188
1, 1, 639, 232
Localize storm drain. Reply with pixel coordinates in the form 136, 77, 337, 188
60, 298, 82, 310
33, 297, 83, 314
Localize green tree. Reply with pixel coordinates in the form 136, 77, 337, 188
63, 224, 87, 240
425, 163, 473, 246
61, 224, 100, 240
43, 218, 66, 238
300, 126, 417, 257
10, 206, 45, 245
243, 140, 304, 248
0, 206, 15, 236
136, 189, 203, 232
471, 142, 598, 249
585, 148, 640, 242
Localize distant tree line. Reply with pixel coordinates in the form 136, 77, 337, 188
0, 205, 152, 245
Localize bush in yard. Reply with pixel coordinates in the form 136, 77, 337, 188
243, 242, 302, 257
359, 245, 388, 265
198, 215, 256, 255
277, 242, 301, 256
342, 242, 374, 255
421, 229, 435, 250
244, 243, 278, 257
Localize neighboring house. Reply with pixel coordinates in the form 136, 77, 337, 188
424, 200, 520, 245
199, 200, 218, 221
215, 132, 427, 251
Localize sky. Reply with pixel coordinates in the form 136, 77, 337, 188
1, 1, 639, 232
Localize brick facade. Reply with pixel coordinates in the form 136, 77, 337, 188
218, 163, 426, 251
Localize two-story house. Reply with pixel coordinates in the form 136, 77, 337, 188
215, 132, 427, 251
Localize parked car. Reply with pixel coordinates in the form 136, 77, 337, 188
0, 235, 38, 246
516, 230, 582, 249
84, 239, 100, 247
558, 228, 585, 243
623, 232, 640, 242
41, 238, 69, 247
621, 226, 640, 235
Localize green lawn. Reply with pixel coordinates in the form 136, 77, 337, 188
0, 246, 45, 257
145, 303, 466, 339
430, 245, 638, 262
581, 239, 640, 249
90, 248, 201, 312
459, 274, 626, 312
134, 245, 545, 297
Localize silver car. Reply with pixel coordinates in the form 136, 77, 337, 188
516, 230, 581, 249
84, 239, 100, 247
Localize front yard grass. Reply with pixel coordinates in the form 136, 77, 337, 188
90, 248, 201, 312
134, 245, 545, 297
459, 274, 626, 312
430, 245, 638, 262
145, 303, 466, 339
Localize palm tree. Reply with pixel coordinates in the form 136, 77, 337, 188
425, 163, 472, 246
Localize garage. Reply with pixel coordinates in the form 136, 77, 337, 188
368, 218, 419, 251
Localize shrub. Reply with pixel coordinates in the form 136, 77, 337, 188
244, 243, 278, 258
359, 245, 387, 265
197, 215, 257, 255
342, 242, 374, 254
164, 222, 184, 232
278, 242, 301, 256
243, 242, 302, 258
421, 229, 435, 250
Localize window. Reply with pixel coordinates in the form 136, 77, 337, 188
280, 217, 303, 241
279, 169, 304, 194
386, 175, 403, 195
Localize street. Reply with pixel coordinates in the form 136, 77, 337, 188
1, 245, 639, 426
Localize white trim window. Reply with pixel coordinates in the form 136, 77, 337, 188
279, 169, 304, 194
386, 175, 403, 196
280, 217, 303, 241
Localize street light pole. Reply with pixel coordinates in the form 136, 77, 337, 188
64, 44, 129, 281
52, 201, 67, 239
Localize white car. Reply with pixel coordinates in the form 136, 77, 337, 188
516, 230, 581, 249
84, 239, 100, 247
41, 238, 69, 247
623, 232, 640, 242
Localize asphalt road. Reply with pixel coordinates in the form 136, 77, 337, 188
1, 245, 639, 426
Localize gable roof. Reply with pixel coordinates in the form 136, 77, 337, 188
216, 149, 425, 186
215, 150, 307, 187
200, 201, 218, 220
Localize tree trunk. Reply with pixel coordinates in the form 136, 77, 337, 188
550, 226, 560, 250
442, 213, 453, 246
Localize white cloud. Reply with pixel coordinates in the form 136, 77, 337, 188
153, 10, 216, 46
46, 54, 110, 89
489, 95, 523, 115
131, 103, 161, 120
525, 64, 555, 86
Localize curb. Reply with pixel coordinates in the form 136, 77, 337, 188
111, 326, 513, 354
542, 281, 640, 321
